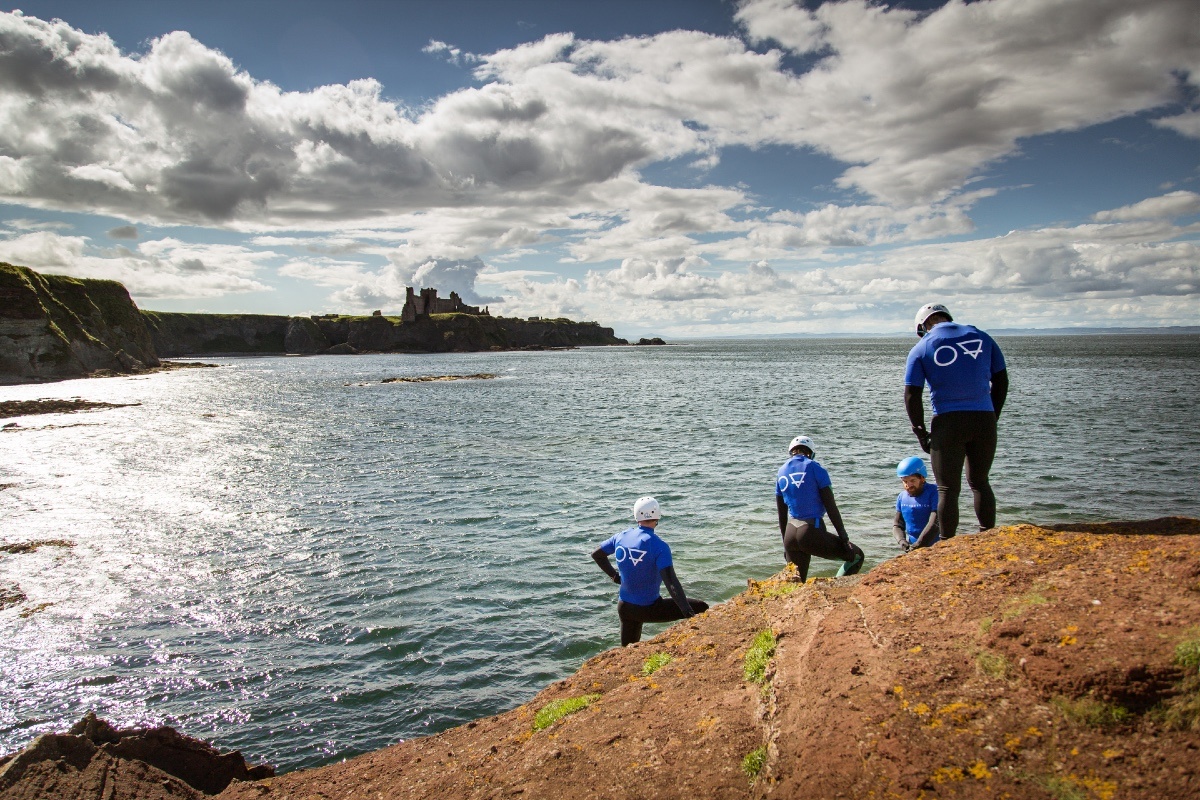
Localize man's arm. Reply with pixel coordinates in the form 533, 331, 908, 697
818, 485, 849, 540
912, 512, 939, 549
991, 368, 1009, 418
904, 385, 930, 452
892, 510, 909, 550
777, 495, 789, 536
591, 548, 620, 584
660, 566, 693, 618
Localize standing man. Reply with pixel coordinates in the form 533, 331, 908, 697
775, 435, 865, 580
904, 303, 1009, 538
592, 497, 708, 647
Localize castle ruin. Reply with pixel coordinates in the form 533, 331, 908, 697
400, 287, 489, 323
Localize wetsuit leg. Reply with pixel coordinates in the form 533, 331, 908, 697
929, 414, 966, 538
782, 519, 814, 580
617, 598, 709, 646
932, 411, 998, 537
785, 518, 855, 580
963, 412, 998, 530
619, 615, 643, 647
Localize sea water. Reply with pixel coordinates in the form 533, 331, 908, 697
2, 335, 1198, 769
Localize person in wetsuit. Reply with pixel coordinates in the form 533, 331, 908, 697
893, 455, 939, 551
592, 496, 708, 647
904, 303, 1008, 538
775, 435, 865, 580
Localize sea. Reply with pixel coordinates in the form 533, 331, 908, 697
2, 334, 1198, 770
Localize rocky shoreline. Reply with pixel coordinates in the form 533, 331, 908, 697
2, 518, 1198, 799
1, 263, 636, 384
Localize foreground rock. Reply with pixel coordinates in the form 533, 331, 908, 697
0, 712, 272, 799
4, 519, 1198, 799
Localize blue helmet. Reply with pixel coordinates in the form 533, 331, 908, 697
896, 456, 927, 478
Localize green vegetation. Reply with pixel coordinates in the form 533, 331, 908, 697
1038, 775, 1087, 800
1002, 588, 1050, 620
744, 629, 777, 684
641, 652, 673, 677
1176, 633, 1200, 672
978, 616, 994, 635
1150, 632, 1200, 731
975, 649, 1009, 679
757, 581, 802, 600
741, 746, 767, 780
1051, 695, 1131, 728
532, 694, 600, 732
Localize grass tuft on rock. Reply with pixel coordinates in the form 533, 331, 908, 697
741, 746, 767, 780
532, 694, 600, 732
1175, 634, 1200, 672
641, 652, 673, 677
744, 629, 776, 684
1051, 695, 1131, 728
975, 649, 1009, 679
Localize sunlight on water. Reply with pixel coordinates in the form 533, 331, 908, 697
2, 336, 1198, 769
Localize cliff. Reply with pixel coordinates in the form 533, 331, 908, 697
143, 311, 626, 357
0, 263, 159, 383
3, 518, 1198, 799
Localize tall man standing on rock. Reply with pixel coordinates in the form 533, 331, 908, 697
904, 303, 1009, 538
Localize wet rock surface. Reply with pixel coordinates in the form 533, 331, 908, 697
0, 399, 139, 419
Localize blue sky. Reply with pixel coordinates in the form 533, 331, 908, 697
0, 0, 1197, 337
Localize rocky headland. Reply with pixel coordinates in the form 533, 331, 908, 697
0, 263, 160, 383
2, 518, 1198, 799
0, 264, 629, 384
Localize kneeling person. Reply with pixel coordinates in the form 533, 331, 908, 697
592, 496, 708, 647
893, 456, 939, 551
775, 435, 865, 581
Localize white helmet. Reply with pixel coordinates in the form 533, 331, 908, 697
914, 303, 952, 337
633, 496, 661, 522
788, 435, 815, 456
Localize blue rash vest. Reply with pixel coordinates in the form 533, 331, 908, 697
896, 482, 939, 545
775, 455, 832, 523
904, 322, 1006, 415
599, 525, 674, 606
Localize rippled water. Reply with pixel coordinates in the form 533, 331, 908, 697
2, 335, 1198, 769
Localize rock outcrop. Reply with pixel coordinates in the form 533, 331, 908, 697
144, 311, 626, 357
0, 712, 272, 799
2, 519, 1199, 799
0, 263, 159, 383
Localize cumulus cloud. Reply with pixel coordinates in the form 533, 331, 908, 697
0, 2, 1197, 330
0, 231, 274, 298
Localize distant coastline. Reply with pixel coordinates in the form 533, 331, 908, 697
670, 325, 1200, 340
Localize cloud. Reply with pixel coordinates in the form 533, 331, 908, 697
0, 230, 274, 298
1093, 191, 1200, 222
107, 224, 138, 239
734, 0, 1200, 204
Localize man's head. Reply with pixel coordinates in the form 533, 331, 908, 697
633, 496, 661, 527
914, 303, 952, 337
788, 435, 815, 458
897, 456, 928, 495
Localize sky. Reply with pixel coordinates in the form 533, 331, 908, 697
0, 0, 1197, 337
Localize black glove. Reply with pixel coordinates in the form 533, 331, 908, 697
912, 425, 931, 453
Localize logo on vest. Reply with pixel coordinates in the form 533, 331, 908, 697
615, 546, 648, 566
933, 339, 983, 367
